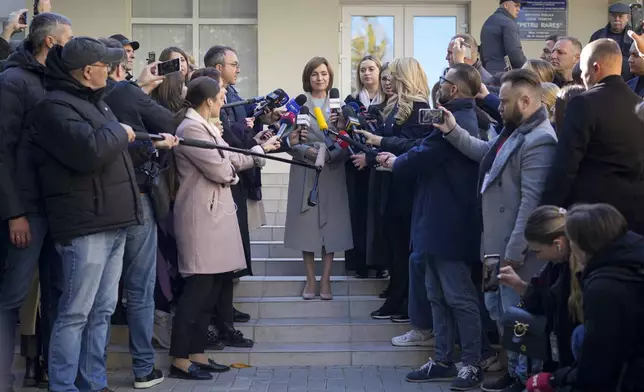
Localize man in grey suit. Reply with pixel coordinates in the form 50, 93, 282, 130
436, 68, 558, 392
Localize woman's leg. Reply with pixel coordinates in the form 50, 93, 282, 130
303, 251, 316, 297
320, 249, 334, 299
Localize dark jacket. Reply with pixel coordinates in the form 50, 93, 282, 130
626, 76, 644, 98
590, 24, 633, 81
103, 77, 177, 191
554, 231, 644, 392
0, 37, 11, 61
540, 75, 644, 235
480, 7, 527, 74
374, 101, 433, 217
30, 45, 142, 242
0, 40, 47, 221
393, 98, 481, 261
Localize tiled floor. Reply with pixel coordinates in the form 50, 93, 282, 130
15, 366, 455, 391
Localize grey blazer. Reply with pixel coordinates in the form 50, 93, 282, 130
445, 110, 557, 270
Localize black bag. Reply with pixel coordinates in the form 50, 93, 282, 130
500, 305, 549, 361
140, 157, 171, 222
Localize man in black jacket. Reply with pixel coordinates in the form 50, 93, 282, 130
589, 3, 634, 81
480, 0, 527, 74
540, 39, 644, 235
101, 37, 178, 389
30, 37, 140, 392
0, 12, 72, 392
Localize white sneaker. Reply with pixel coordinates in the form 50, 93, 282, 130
152, 310, 172, 349
391, 329, 434, 347
481, 352, 504, 372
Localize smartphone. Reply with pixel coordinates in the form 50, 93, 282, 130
19, 11, 27, 25
504, 55, 513, 72
631, 3, 643, 34
147, 51, 156, 65
157, 58, 180, 76
419, 108, 445, 125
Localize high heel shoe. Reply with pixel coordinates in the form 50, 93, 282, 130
302, 283, 316, 300
320, 284, 333, 301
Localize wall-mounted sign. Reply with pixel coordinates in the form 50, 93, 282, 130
516, 0, 568, 40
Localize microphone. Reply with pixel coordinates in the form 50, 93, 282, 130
341, 106, 365, 144
253, 88, 289, 118
358, 114, 377, 134
285, 94, 308, 116
313, 107, 336, 151
329, 88, 341, 125
308, 145, 326, 207
222, 95, 264, 109
337, 130, 356, 155
275, 112, 296, 139
347, 101, 366, 116
325, 129, 371, 154
296, 106, 311, 144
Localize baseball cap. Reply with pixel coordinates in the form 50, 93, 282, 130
608, 3, 630, 14
61, 37, 125, 71
109, 34, 140, 51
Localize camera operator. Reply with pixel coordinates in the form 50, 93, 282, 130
0, 12, 72, 391
29, 37, 140, 392
100, 37, 179, 389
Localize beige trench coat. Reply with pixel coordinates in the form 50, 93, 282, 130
173, 109, 259, 275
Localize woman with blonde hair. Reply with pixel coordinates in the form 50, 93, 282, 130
523, 59, 556, 83
540, 82, 560, 122
355, 57, 433, 321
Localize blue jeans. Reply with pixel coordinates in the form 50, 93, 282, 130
420, 253, 482, 366
0, 215, 55, 389
485, 284, 522, 325
49, 229, 127, 392
408, 252, 433, 330
121, 195, 157, 378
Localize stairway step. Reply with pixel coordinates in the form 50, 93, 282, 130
261, 199, 288, 214
235, 276, 387, 297
102, 342, 432, 368
251, 241, 346, 259
234, 296, 384, 319
251, 258, 347, 276
250, 225, 285, 241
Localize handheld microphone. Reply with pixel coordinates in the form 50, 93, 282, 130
285, 94, 308, 116
313, 107, 336, 151
337, 131, 356, 155
358, 114, 377, 134
326, 129, 371, 154
329, 88, 341, 125
253, 88, 289, 118
296, 106, 311, 144
341, 106, 364, 143
275, 112, 296, 139
308, 145, 326, 207
222, 95, 264, 109
347, 101, 366, 117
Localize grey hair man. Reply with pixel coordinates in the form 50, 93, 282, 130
0, 12, 72, 391
447, 33, 494, 84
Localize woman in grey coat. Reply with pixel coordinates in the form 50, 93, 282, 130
284, 57, 353, 300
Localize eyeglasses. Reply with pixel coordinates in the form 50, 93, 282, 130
439, 76, 455, 86
226, 62, 240, 69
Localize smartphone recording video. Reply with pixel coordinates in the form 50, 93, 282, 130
19, 11, 27, 25
631, 3, 643, 34
419, 108, 445, 125
147, 52, 156, 65
157, 58, 180, 76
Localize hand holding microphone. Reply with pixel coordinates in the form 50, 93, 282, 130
261, 135, 281, 153
296, 106, 311, 145
377, 152, 397, 169
120, 123, 136, 143
351, 153, 367, 170
354, 129, 383, 147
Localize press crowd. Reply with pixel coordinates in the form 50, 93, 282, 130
2, 0, 644, 391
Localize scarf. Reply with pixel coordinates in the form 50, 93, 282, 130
358, 88, 384, 109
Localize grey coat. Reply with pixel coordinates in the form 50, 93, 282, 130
283, 93, 353, 253
480, 8, 527, 74
445, 108, 557, 277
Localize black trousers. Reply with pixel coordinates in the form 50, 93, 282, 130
381, 215, 411, 313
169, 272, 233, 358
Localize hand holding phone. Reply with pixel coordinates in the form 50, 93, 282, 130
419, 108, 445, 126
157, 58, 181, 76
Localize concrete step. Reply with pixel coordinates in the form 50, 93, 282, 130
251, 258, 347, 276
263, 211, 287, 226
234, 276, 388, 298
250, 225, 285, 241
260, 185, 288, 201
261, 199, 288, 214
251, 241, 346, 259
108, 317, 413, 346
103, 342, 432, 368
261, 173, 290, 186
234, 296, 384, 320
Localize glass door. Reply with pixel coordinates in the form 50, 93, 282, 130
340, 6, 404, 97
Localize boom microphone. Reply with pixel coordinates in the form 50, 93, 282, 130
253, 88, 289, 118
275, 112, 296, 139
222, 95, 264, 109
326, 129, 371, 154
308, 145, 326, 207
337, 131, 356, 155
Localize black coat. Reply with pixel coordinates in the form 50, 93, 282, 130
392, 98, 481, 261
104, 78, 177, 191
0, 37, 10, 61
540, 75, 644, 235
554, 231, 644, 392
590, 24, 633, 81
0, 41, 47, 221
30, 45, 142, 243
480, 8, 527, 74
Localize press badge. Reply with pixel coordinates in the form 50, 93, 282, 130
550, 332, 559, 363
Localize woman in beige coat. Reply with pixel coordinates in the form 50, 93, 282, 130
168, 76, 272, 380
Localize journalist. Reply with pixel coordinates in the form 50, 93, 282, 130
0, 12, 72, 391
101, 37, 179, 389
30, 37, 140, 392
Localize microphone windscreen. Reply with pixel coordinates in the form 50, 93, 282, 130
337, 131, 351, 150
281, 111, 296, 125
315, 144, 327, 168
329, 88, 340, 100
295, 94, 307, 106
313, 107, 328, 130
342, 105, 357, 119
347, 102, 361, 113
299, 106, 310, 115
274, 89, 289, 106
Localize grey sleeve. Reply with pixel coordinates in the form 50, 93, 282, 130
503, 22, 527, 69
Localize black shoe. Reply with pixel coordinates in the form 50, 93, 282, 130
450, 365, 483, 391
378, 288, 389, 299
371, 305, 402, 320
192, 359, 230, 373
376, 269, 389, 279
23, 357, 38, 388
221, 325, 254, 348
134, 368, 164, 389
391, 314, 411, 323
168, 364, 212, 380
205, 326, 226, 350
233, 307, 251, 323
481, 373, 517, 392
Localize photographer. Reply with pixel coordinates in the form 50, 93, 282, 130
29, 37, 140, 391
